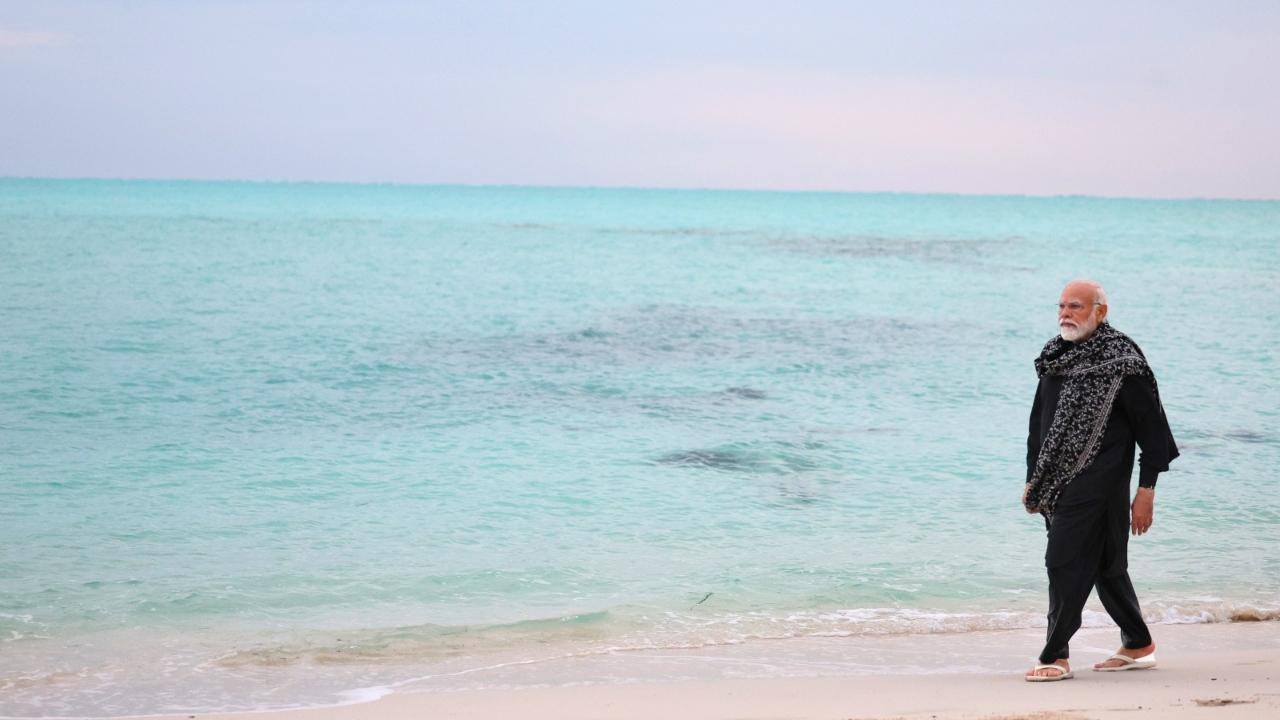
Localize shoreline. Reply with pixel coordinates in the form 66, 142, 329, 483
117, 620, 1280, 720
8, 603, 1280, 717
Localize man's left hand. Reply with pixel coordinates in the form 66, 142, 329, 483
1131, 487, 1155, 535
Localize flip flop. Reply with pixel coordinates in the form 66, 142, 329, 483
1026, 663, 1074, 682
1093, 652, 1157, 672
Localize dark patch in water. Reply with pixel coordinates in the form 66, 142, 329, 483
768, 235, 1017, 268
422, 304, 934, 375
656, 443, 819, 474
775, 486, 821, 504
723, 386, 767, 400
658, 449, 758, 472
1224, 430, 1268, 444
598, 226, 758, 238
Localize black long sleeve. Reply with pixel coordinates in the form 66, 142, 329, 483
1118, 375, 1179, 488
1026, 385, 1043, 484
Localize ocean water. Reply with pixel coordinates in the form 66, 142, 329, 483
1, 178, 1278, 716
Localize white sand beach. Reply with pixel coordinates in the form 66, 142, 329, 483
141, 620, 1280, 720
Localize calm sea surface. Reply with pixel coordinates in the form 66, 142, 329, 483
2, 179, 1278, 715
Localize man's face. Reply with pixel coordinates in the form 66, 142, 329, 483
1058, 284, 1106, 342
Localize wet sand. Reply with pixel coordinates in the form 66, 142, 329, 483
140, 620, 1280, 720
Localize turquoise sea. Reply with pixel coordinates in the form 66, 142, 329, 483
2, 179, 1278, 716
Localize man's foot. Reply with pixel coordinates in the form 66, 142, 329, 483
1093, 643, 1156, 671
1025, 659, 1072, 682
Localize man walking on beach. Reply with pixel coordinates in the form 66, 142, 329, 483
1023, 279, 1179, 681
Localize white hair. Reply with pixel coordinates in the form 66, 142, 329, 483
1067, 278, 1108, 306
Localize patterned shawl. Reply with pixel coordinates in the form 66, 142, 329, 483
1025, 322, 1157, 516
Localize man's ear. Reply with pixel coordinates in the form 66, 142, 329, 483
1096, 304, 1109, 323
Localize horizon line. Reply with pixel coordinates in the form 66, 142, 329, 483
2, 173, 1277, 204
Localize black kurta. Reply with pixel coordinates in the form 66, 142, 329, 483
1027, 373, 1179, 573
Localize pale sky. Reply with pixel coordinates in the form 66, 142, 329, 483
3, 1, 1279, 198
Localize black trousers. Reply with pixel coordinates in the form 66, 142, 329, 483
1039, 515, 1153, 664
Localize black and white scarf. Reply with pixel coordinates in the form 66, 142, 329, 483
1025, 322, 1157, 516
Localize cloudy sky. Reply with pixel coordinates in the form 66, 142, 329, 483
3, 1, 1278, 198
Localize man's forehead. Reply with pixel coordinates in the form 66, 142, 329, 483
1060, 282, 1096, 298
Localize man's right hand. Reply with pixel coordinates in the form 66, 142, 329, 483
1022, 484, 1039, 514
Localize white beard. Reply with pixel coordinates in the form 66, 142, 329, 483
1059, 316, 1097, 342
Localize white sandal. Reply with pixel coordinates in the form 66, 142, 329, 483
1026, 663, 1074, 681
1094, 651, 1157, 672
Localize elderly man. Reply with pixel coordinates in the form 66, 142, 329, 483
1023, 279, 1179, 682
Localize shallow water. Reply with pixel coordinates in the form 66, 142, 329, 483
1, 179, 1278, 715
